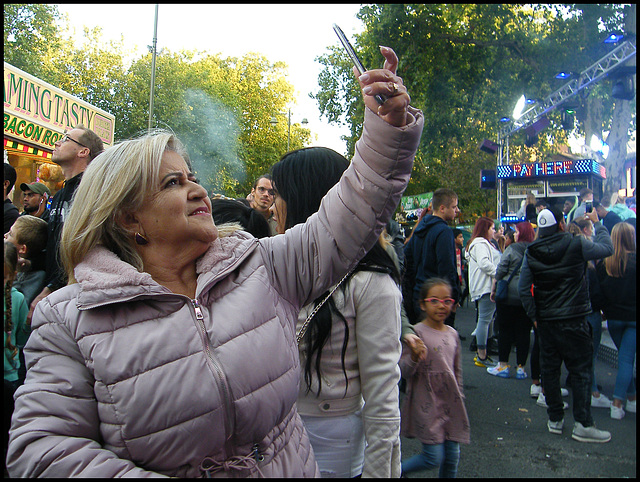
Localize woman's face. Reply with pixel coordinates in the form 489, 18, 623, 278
514, 228, 520, 242
130, 151, 217, 253
582, 222, 594, 237
455, 233, 464, 247
271, 193, 287, 235
487, 224, 496, 240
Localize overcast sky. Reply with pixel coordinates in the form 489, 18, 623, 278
57, 4, 366, 155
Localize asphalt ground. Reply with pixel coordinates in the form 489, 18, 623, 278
399, 302, 637, 478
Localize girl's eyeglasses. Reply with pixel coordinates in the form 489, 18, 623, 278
423, 297, 455, 307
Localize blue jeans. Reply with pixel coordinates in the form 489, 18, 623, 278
606, 320, 636, 402
586, 311, 602, 393
475, 294, 495, 349
402, 440, 461, 478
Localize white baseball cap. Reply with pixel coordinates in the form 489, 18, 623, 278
537, 209, 557, 228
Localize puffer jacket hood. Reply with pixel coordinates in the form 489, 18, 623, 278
74, 226, 254, 309
525, 231, 591, 321
528, 231, 573, 265
412, 213, 446, 239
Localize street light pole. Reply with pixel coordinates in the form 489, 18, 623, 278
287, 109, 291, 152
148, 4, 159, 132
270, 109, 308, 154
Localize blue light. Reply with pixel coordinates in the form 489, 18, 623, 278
604, 33, 624, 44
555, 72, 571, 79
499, 117, 510, 123
501, 215, 525, 224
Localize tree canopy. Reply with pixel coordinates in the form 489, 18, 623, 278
4, 4, 635, 210
313, 4, 635, 218
4, 4, 310, 197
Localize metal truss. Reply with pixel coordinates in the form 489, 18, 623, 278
498, 40, 636, 140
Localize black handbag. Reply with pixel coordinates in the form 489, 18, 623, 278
495, 257, 523, 303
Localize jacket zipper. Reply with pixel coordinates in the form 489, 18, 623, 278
191, 299, 235, 442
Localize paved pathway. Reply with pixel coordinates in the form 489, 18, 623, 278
400, 302, 637, 478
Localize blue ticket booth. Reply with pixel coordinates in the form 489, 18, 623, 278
497, 159, 606, 224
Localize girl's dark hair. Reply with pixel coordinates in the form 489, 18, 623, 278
211, 198, 271, 239
4, 241, 18, 361
271, 147, 350, 231
419, 277, 452, 300
272, 147, 399, 396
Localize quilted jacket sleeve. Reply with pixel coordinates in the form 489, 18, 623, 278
263, 106, 423, 311
6, 296, 166, 478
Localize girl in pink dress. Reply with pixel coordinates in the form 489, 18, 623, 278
400, 278, 470, 477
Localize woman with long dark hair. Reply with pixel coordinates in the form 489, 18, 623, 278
271, 146, 403, 478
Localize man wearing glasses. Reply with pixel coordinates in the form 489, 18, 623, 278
248, 174, 277, 236
28, 125, 104, 322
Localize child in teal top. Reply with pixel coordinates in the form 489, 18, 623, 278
5, 241, 28, 388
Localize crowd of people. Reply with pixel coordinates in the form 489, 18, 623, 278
3, 44, 636, 478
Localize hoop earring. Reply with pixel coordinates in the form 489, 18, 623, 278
135, 232, 149, 245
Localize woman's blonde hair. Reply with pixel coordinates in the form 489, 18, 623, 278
604, 222, 636, 278
60, 129, 189, 283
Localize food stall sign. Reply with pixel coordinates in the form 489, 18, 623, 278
4, 62, 115, 151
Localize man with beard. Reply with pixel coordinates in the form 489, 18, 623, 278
19, 182, 51, 222
248, 174, 277, 236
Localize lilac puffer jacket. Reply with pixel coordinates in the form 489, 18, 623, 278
7, 106, 423, 478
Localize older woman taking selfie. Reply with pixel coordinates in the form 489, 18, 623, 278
6, 46, 423, 478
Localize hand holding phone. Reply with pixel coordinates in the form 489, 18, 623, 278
333, 24, 387, 105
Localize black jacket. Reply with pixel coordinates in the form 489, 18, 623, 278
518, 223, 613, 322
4, 198, 20, 234
403, 214, 459, 322
44, 172, 83, 291
596, 253, 636, 321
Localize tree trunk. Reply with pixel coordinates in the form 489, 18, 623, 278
603, 3, 635, 195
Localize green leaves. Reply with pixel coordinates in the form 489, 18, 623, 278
4, 8, 311, 198
313, 3, 633, 218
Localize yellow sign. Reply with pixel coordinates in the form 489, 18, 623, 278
3, 62, 115, 150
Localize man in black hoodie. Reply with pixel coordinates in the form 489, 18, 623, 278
403, 188, 460, 327
519, 207, 613, 443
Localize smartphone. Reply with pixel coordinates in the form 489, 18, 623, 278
332, 23, 387, 105
586, 201, 593, 213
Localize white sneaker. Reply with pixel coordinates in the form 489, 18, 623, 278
591, 394, 612, 408
547, 418, 564, 435
561, 388, 569, 397
537, 393, 568, 410
611, 405, 625, 420
530, 384, 542, 398
626, 399, 636, 413
572, 422, 611, 443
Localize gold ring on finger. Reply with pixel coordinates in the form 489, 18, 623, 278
392, 82, 400, 95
